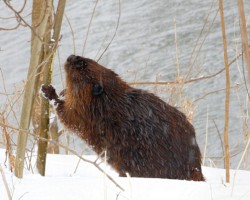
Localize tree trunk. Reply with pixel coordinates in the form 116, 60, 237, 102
14, 0, 52, 178
219, 0, 230, 183
47, 117, 60, 154
36, 0, 53, 176
237, 0, 250, 85
37, 0, 66, 176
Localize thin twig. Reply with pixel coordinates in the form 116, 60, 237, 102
64, 14, 76, 55
212, 120, 225, 168
0, 92, 15, 96
241, 51, 250, 100
129, 52, 242, 86
231, 136, 250, 196
187, 0, 215, 69
97, 0, 121, 62
174, 18, 180, 79
237, 0, 250, 85
3, 0, 43, 42
0, 164, 12, 200
0, 0, 27, 30
0, 23, 21, 31
237, 0, 250, 101
82, 0, 99, 56
203, 107, 209, 165
0, 69, 20, 126
57, 48, 65, 88
219, 0, 230, 183
94, 31, 110, 60
193, 84, 241, 103
173, 18, 184, 103
41, 137, 125, 191
18, 0, 27, 14
1, 117, 15, 172
0, 121, 125, 192
185, 6, 219, 81
73, 149, 85, 174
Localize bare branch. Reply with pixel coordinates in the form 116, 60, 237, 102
0, 23, 21, 31
237, 0, 250, 85
219, 0, 230, 183
0, 121, 125, 191
0, 165, 12, 200
64, 14, 76, 54
18, 0, 27, 14
212, 120, 225, 168
97, 0, 121, 62
82, 0, 99, 56
2, 0, 43, 42
129, 52, 242, 86
193, 84, 241, 103
185, 6, 219, 81
0, 69, 20, 126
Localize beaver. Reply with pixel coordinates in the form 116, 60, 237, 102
41, 55, 205, 181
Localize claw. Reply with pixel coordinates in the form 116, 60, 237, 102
40, 84, 58, 102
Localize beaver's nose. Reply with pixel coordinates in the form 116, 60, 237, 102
66, 55, 88, 69
67, 54, 77, 63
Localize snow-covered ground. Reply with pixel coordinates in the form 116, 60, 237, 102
1, 0, 250, 169
0, 149, 250, 200
1, 1, 250, 199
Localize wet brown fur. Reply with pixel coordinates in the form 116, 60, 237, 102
42, 55, 205, 181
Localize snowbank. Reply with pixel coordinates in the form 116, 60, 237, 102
0, 149, 250, 200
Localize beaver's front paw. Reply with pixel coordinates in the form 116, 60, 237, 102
40, 84, 58, 102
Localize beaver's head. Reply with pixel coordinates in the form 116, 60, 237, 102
64, 55, 129, 100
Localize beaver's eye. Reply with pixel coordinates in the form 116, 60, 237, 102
93, 84, 103, 96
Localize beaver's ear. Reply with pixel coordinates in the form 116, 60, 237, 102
93, 84, 103, 96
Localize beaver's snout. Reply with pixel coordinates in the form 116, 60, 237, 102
67, 55, 88, 70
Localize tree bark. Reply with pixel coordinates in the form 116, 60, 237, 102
14, 0, 51, 178
237, 0, 250, 85
219, 0, 230, 183
37, 0, 66, 176
36, 0, 53, 176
